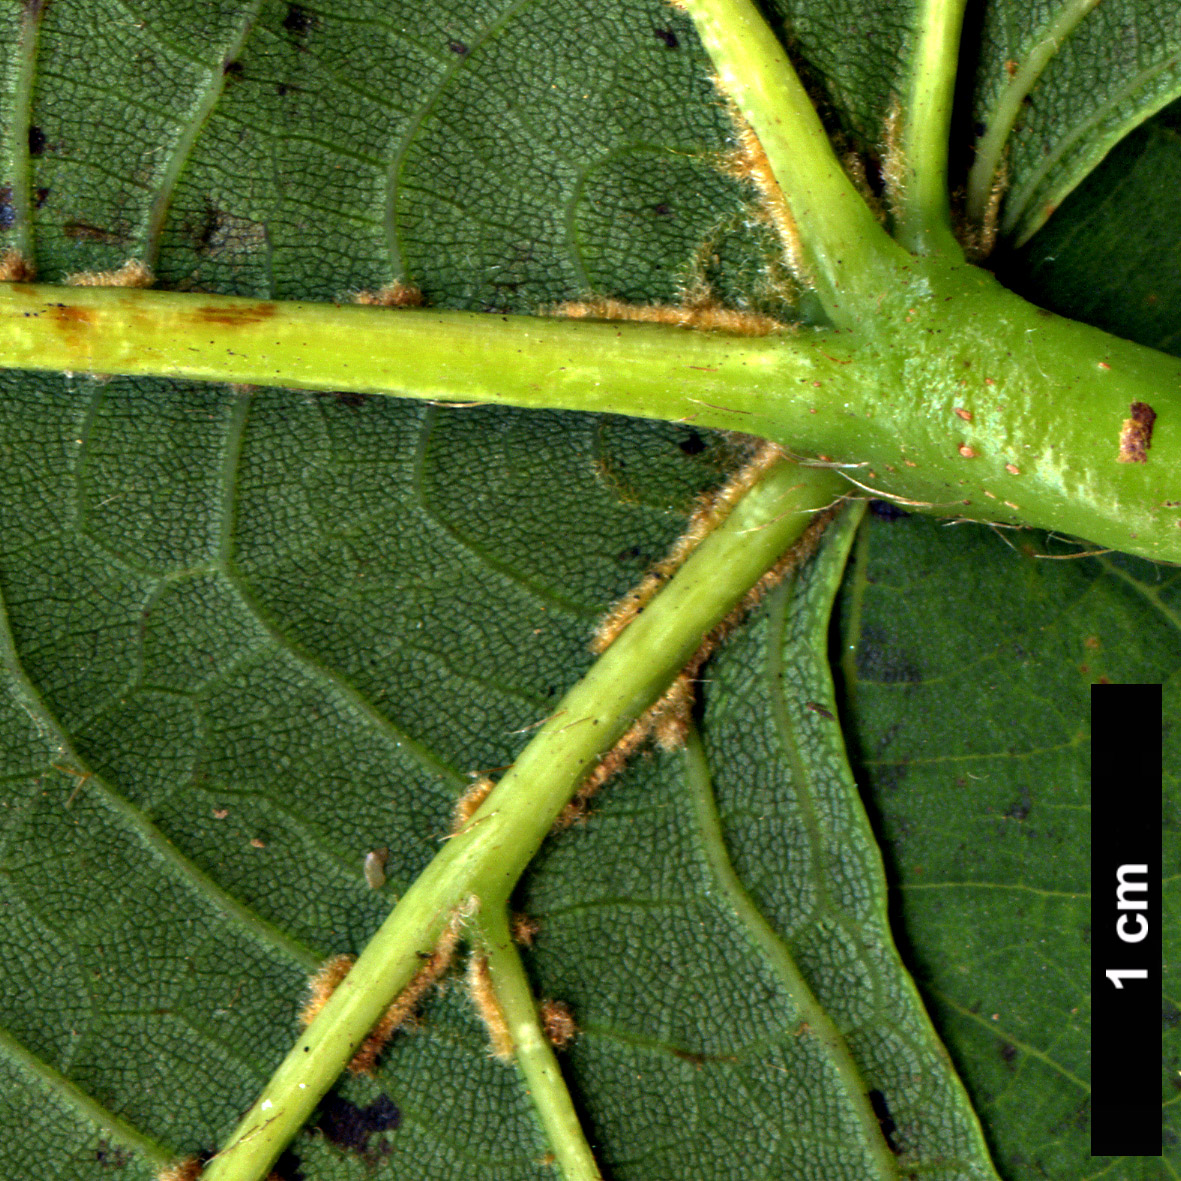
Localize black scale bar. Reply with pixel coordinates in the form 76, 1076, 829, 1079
1091, 683, 1162, 1157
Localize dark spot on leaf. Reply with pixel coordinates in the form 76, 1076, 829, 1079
27, 125, 46, 156
0, 186, 14, 229
869, 499, 910, 521
276, 82, 289, 97
1036, 306, 1054, 317
855, 626, 922, 684
192, 202, 221, 251
1005, 786, 1031, 820
63, 221, 126, 244
678, 430, 707, 455
616, 544, 646, 563
999, 1042, 1018, 1069
804, 700, 835, 720
875, 763, 906, 792
282, 3, 315, 35
34, 186, 49, 208
654, 27, 679, 48
317, 1092, 401, 1152
653, 202, 672, 216
331, 391, 369, 409
974, 121, 986, 137
1164, 1001, 1180, 1029
223, 59, 244, 78
448, 39, 468, 55
94, 1140, 132, 1168
867, 1089, 900, 1153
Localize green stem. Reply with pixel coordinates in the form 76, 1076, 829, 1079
0, 282, 852, 438
676, 0, 910, 324
965, 0, 1102, 228
1, 276, 1179, 563
476, 907, 603, 1181
894, 0, 968, 256
200, 459, 844, 1181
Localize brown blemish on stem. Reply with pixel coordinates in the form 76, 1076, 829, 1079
156, 1160, 204, 1181
880, 102, 906, 227
963, 156, 1009, 262
156, 1162, 284, 1181
50, 303, 94, 326
1117, 401, 1156, 463
558, 497, 837, 827
721, 106, 813, 286
196, 301, 279, 327
298, 953, 354, 1030
510, 912, 539, 947
451, 776, 495, 834
347, 906, 470, 1074
591, 440, 785, 654
352, 280, 424, 307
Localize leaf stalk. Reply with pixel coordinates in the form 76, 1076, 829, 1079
1, 276, 1178, 562
474, 906, 604, 1181
199, 459, 845, 1181
675, 0, 912, 324
894, 0, 969, 255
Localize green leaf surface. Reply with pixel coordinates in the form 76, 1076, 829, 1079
969, 0, 1181, 243
837, 514, 1181, 1179
0, 1, 1177, 1178
1005, 95, 1181, 355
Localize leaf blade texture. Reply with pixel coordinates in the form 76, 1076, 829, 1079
0, 1, 1176, 1177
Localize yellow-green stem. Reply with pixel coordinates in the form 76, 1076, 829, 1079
894, 0, 969, 256
477, 907, 603, 1181
676, 0, 910, 324
199, 459, 844, 1181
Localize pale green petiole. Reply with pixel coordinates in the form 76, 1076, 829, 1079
0, 281, 853, 436
475, 907, 603, 1181
894, 0, 969, 255
2, 275, 1180, 563
200, 459, 845, 1181
674, 0, 910, 324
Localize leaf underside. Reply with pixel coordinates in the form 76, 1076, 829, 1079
0, 2, 1178, 1179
